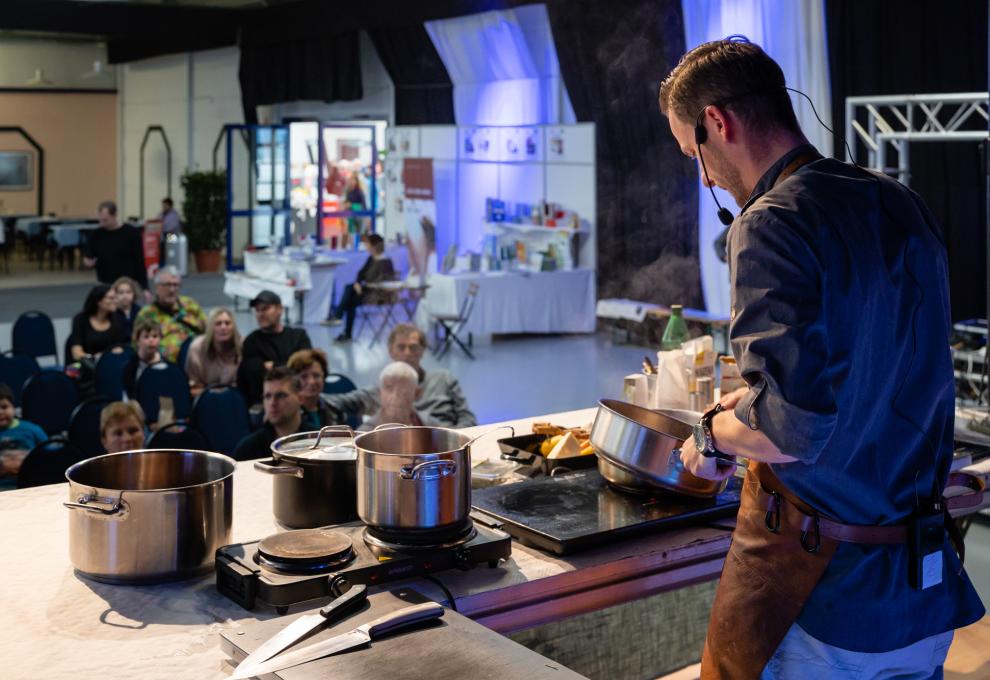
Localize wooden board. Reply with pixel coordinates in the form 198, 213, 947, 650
221, 588, 588, 680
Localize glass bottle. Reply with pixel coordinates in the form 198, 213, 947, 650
661, 305, 690, 351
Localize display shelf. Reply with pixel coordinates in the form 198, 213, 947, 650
484, 221, 588, 235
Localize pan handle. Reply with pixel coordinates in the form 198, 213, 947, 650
254, 458, 305, 478
372, 422, 412, 432
465, 425, 515, 448
63, 494, 125, 516
400, 459, 457, 480
312, 425, 355, 449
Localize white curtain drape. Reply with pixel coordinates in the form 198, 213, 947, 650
425, 4, 576, 126
681, 0, 831, 316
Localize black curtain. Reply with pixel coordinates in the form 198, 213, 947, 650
827, 0, 988, 322
547, 0, 702, 309
368, 26, 455, 125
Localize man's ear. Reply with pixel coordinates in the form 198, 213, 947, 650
705, 105, 735, 143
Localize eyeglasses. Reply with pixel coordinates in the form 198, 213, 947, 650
157, 282, 180, 288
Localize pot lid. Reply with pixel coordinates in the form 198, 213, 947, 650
271, 430, 357, 463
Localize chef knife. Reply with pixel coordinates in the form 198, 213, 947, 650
229, 602, 445, 679
231, 585, 368, 678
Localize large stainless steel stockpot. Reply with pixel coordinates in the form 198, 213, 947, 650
590, 400, 726, 498
256, 427, 358, 529
64, 449, 234, 584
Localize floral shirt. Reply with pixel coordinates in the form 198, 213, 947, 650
135, 296, 207, 363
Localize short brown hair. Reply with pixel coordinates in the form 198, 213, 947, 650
388, 323, 426, 349
100, 401, 145, 438
132, 318, 161, 344
264, 366, 299, 391
658, 37, 799, 135
287, 348, 328, 377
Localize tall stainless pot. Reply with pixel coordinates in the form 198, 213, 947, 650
64, 448, 234, 584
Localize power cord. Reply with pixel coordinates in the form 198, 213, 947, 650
421, 574, 458, 612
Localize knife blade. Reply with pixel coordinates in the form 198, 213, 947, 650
231, 585, 368, 678
229, 602, 445, 679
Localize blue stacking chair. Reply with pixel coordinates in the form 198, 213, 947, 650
323, 373, 360, 428
135, 361, 192, 424
94, 345, 135, 400
0, 353, 40, 406
18, 438, 87, 489
146, 421, 210, 450
176, 335, 195, 372
21, 370, 80, 435
12, 310, 59, 365
68, 396, 113, 457
191, 384, 251, 455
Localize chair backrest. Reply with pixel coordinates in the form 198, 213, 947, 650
94, 345, 135, 400
176, 335, 195, 372
17, 437, 87, 489
0, 353, 41, 406
135, 361, 192, 423
191, 384, 251, 455
145, 421, 210, 450
458, 282, 480, 322
21, 370, 80, 435
12, 310, 58, 363
323, 373, 358, 395
67, 396, 113, 457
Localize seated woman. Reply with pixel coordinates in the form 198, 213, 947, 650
68, 284, 128, 361
185, 307, 242, 396
361, 362, 431, 430
287, 348, 344, 430
99, 401, 147, 454
112, 276, 143, 338
326, 233, 395, 342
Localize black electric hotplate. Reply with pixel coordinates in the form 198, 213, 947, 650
471, 468, 741, 555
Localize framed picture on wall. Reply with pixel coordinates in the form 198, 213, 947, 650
0, 152, 33, 191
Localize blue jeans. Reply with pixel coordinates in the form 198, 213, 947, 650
760, 623, 953, 679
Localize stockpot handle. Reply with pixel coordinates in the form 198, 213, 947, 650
312, 425, 355, 449
400, 459, 457, 480
465, 424, 515, 448
254, 458, 305, 478
372, 422, 412, 432
63, 494, 124, 515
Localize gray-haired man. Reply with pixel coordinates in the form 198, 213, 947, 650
134, 266, 207, 363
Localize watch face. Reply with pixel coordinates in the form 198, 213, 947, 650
693, 423, 707, 453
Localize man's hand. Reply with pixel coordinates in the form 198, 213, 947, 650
679, 434, 736, 482
719, 386, 749, 410
83, 256, 96, 268
263, 361, 274, 371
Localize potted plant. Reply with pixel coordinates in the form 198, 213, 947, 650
181, 170, 227, 273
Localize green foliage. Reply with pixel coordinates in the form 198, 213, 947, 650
180, 170, 227, 252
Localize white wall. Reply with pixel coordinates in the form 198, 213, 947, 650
118, 46, 243, 220
0, 37, 115, 89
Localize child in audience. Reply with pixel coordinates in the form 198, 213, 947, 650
99, 401, 146, 454
123, 319, 164, 398
112, 276, 143, 338
0, 383, 48, 489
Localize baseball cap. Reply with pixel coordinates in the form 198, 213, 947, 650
249, 290, 282, 308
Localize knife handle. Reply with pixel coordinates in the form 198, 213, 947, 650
319, 583, 368, 620
366, 602, 445, 639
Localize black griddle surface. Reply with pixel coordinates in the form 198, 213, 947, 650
471, 468, 741, 554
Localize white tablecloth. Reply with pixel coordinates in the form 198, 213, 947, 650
418, 268, 597, 335
237, 251, 349, 324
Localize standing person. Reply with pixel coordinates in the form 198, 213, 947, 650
185, 308, 242, 396
122, 319, 164, 398
325, 323, 476, 428
325, 233, 395, 343
134, 266, 207, 363
287, 348, 343, 430
83, 200, 149, 291
112, 276, 143, 338
159, 197, 182, 235
0, 383, 47, 489
237, 291, 312, 406
68, 284, 128, 361
232, 367, 308, 461
659, 38, 983, 678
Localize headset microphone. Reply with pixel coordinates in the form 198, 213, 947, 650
694, 114, 735, 226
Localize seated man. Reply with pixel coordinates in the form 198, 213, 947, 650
100, 401, 147, 454
361, 362, 428, 430
232, 366, 309, 461
237, 290, 312, 406
134, 265, 207, 363
122, 319, 164, 398
326, 233, 395, 343
0, 383, 48, 489
325, 323, 477, 428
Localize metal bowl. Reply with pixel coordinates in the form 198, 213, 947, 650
590, 399, 727, 498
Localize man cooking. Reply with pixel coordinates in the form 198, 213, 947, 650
659, 38, 983, 678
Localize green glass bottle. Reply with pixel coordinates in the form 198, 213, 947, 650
660, 305, 690, 351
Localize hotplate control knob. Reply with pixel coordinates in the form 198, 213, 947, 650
454, 547, 474, 570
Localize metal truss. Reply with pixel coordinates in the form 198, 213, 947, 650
845, 92, 989, 185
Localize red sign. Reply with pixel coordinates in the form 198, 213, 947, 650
143, 219, 162, 280
402, 158, 435, 200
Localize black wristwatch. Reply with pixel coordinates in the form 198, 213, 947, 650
693, 404, 725, 459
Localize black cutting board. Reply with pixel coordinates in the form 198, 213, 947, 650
471, 468, 741, 554
221, 588, 587, 680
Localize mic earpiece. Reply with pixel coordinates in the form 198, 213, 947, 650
694, 112, 735, 226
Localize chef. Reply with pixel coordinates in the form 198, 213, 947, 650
658, 37, 983, 678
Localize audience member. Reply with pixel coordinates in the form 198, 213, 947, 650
186, 308, 242, 396
100, 401, 146, 454
287, 348, 344, 429
159, 197, 182, 235
83, 200, 148, 290
135, 266, 207, 363
325, 323, 477, 428
112, 276, 143, 338
0, 383, 48, 489
123, 319, 164, 398
360, 362, 425, 430
237, 290, 312, 406
232, 367, 309, 460
68, 284, 129, 361
326, 233, 395, 342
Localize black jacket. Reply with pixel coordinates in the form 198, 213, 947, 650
236, 326, 312, 405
